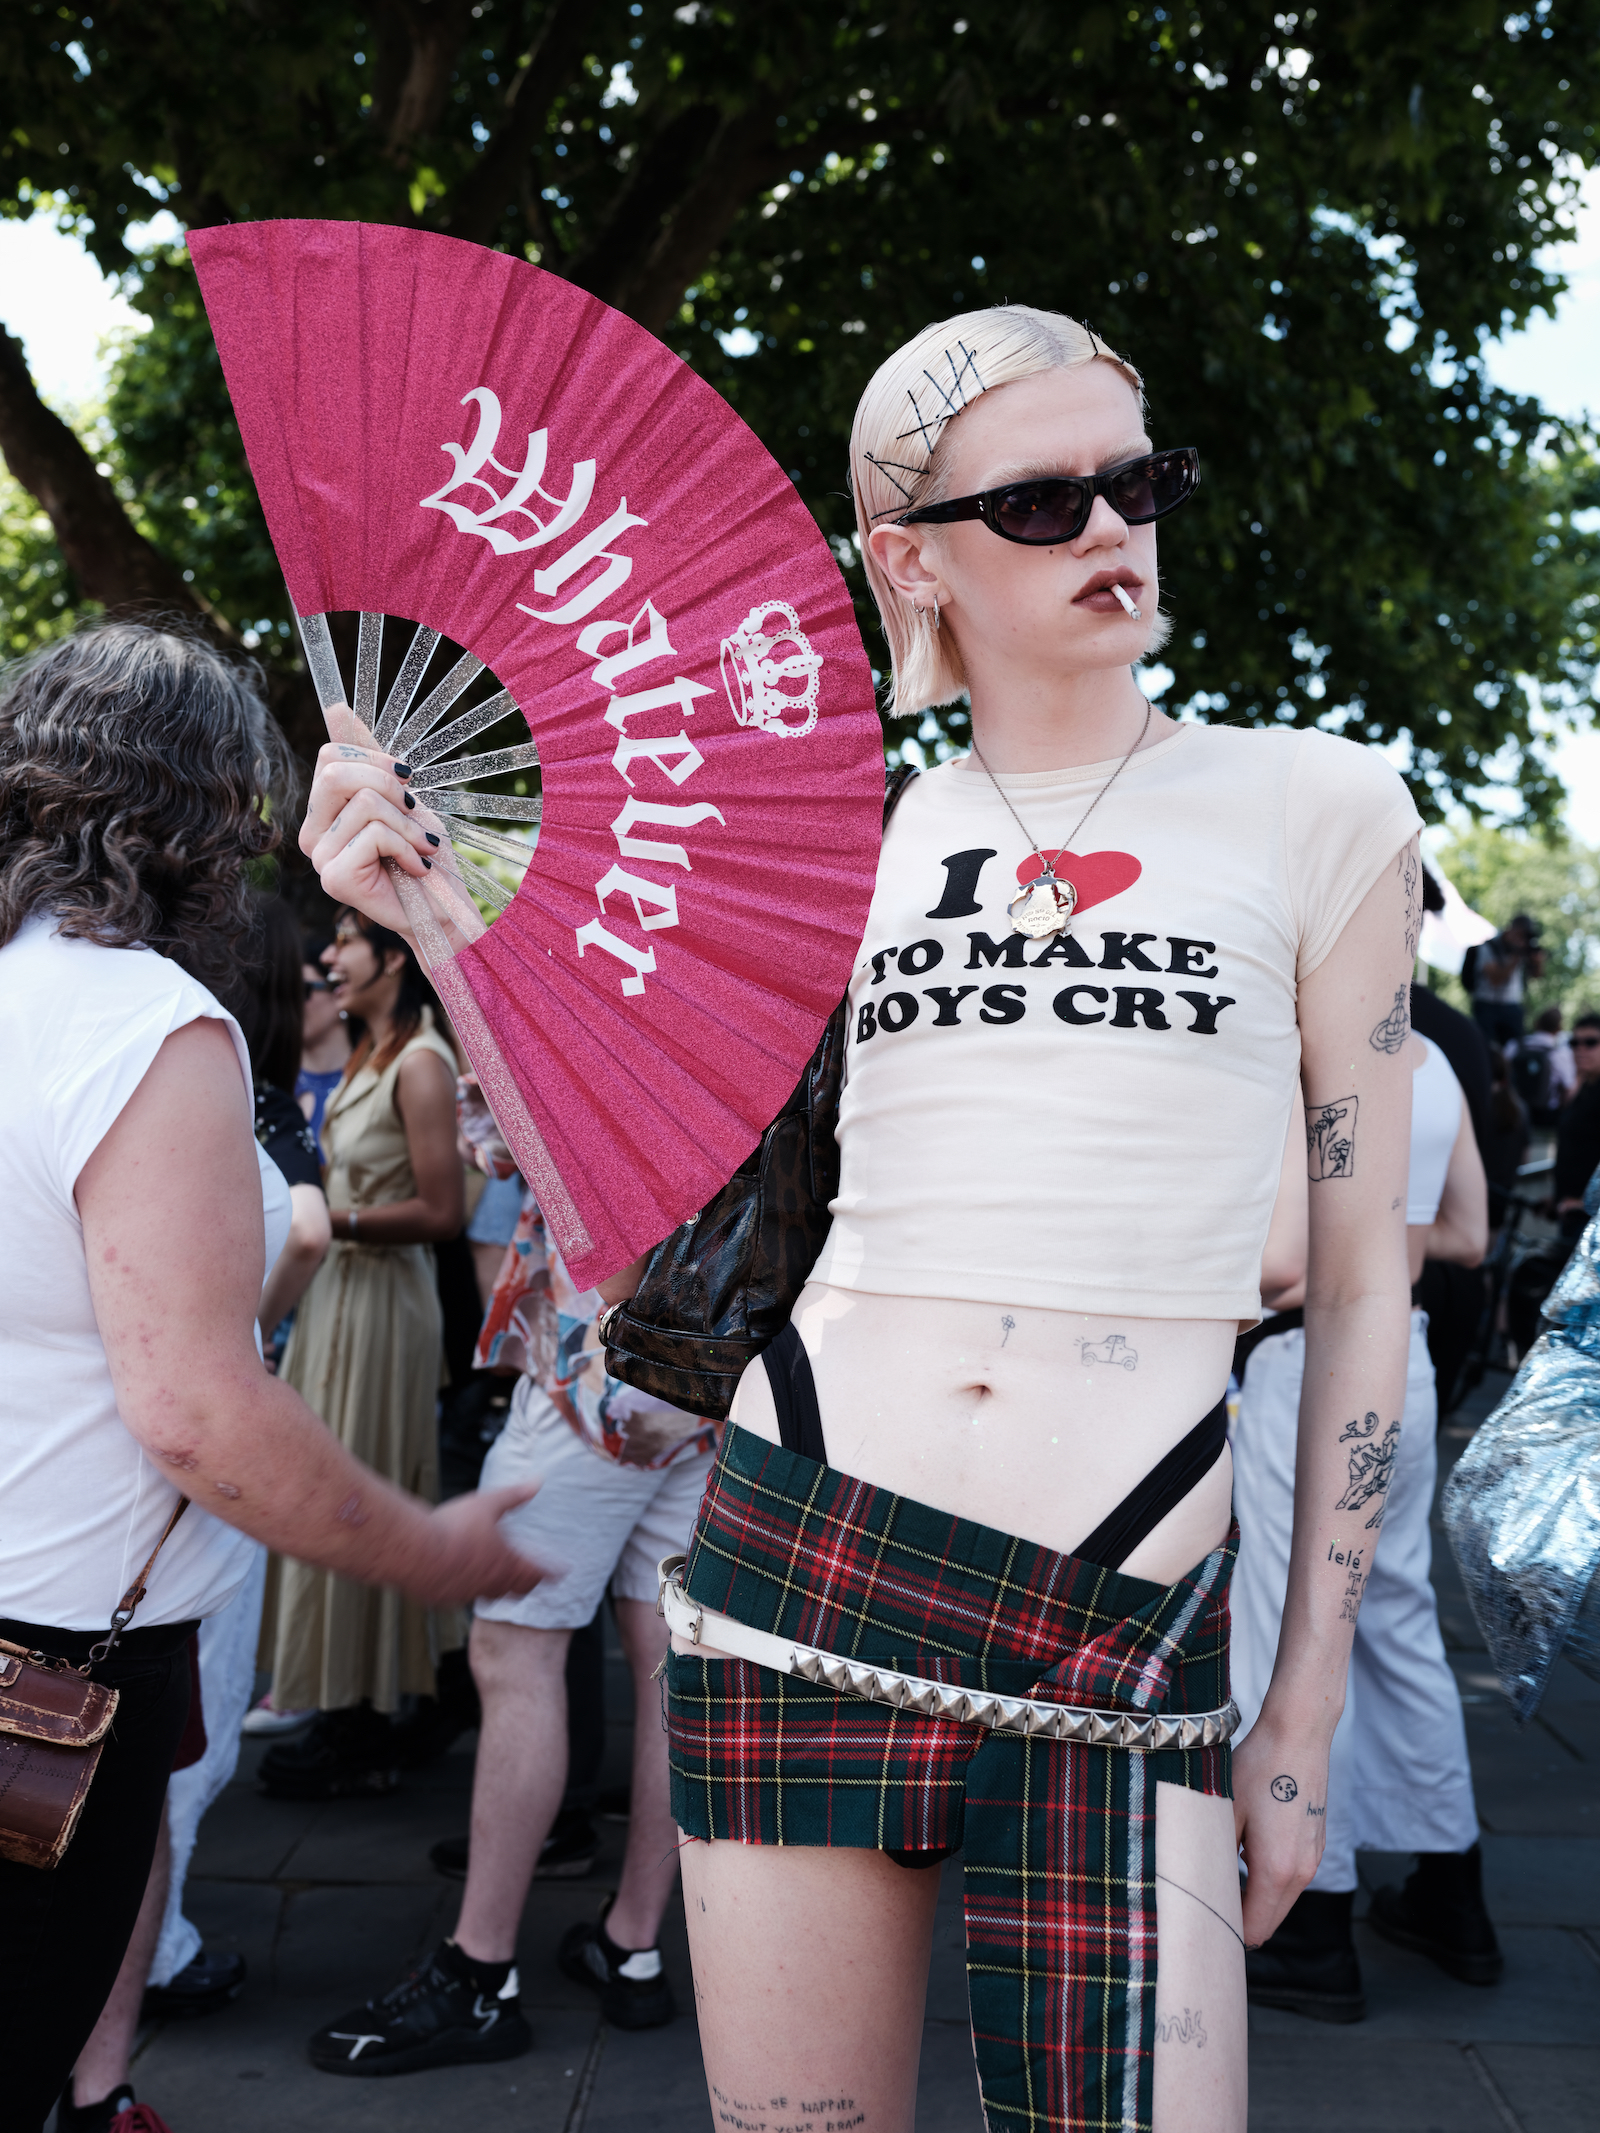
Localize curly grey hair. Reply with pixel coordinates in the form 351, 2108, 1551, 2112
0, 620, 295, 992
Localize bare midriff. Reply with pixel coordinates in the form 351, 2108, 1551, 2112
741, 1271, 1232, 1539
674, 1284, 1237, 1660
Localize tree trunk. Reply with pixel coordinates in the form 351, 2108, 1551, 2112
0, 328, 204, 617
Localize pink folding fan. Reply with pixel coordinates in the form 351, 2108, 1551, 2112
190, 221, 884, 1288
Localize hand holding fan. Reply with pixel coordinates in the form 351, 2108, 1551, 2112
189, 220, 884, 1288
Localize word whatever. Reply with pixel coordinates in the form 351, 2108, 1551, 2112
421, 390, 728, 1000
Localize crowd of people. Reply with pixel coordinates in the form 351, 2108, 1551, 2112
2, 301, 1590, 2133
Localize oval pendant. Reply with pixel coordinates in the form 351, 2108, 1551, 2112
1008, 874, 1077, 941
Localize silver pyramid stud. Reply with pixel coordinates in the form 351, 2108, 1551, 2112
1088, 1711, 1121, 1747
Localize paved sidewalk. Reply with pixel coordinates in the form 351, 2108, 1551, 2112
130, 1370, 1599, 2131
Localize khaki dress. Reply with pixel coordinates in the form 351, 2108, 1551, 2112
268, 1011, 456, 1714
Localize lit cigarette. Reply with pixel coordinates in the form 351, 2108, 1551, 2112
1112, 583, 1141, 618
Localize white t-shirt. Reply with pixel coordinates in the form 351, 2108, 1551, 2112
1407, 1036, 1462, 1226
0, 918, 287, 1629
809, 724, 1422, 1323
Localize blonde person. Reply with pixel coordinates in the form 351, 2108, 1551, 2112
259, 910, 465, 1798
295, 308, 1421, 2133
0, 624, 541, 2133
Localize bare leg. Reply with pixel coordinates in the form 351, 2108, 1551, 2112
1152, 1782, 1247, 2133
73, 1809, 172, 2107
682, 1839, 941, 2133
453, 1618, 572, 1963
605, 1597, 681, 1952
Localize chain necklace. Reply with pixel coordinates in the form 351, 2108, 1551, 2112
969, 702, 1151, 940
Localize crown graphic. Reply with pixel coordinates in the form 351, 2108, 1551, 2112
719, 598, 823, 738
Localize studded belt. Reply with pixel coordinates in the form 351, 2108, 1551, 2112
658, 1555, 1239, 1752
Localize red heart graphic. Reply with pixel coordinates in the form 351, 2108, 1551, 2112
1016, 848, 1141, 914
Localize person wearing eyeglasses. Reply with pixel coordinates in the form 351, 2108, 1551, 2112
301, 306, 1420, 2133
1553, 1011, 1600, 1238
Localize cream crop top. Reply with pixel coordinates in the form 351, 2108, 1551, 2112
809, 722, 1422, 1322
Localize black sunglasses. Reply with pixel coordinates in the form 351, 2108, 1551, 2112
895, 447, 1201, 546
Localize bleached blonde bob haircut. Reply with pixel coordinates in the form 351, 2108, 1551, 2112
850, 305, 1145, 719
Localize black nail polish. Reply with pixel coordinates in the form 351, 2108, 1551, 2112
422, 856, 433, 869
425, 831, 441, 847
404, 792, 416, 810
393, 762, 412, 778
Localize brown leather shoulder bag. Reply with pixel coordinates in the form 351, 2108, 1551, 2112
0, 1498, 188, 1869
600, 766, 917, 1420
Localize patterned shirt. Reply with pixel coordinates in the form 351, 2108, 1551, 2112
474, 1187, 716, 1472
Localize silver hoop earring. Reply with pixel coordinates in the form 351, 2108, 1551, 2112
932, 596, 941, 631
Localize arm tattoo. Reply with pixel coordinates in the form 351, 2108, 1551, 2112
1154, 2006, 1210, 2049
1306, 1095, 1358, 1180
1369, 985, 1410, 1054
1401, 844, 1421, 965
1270, 1773, 1298, 1802
1334, 1412, 1400, 1528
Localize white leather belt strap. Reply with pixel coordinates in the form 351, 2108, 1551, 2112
658, 1556, 1239, 1753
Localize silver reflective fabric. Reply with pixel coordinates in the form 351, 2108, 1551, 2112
1443, 1203, 1600, 1721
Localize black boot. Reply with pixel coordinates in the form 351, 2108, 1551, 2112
1369, 1843, 1503, 1985
1245, 1889, 1364, 2023
258, 1703, 399, 1800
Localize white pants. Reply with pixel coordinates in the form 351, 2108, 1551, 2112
1229, 1313, 1478, 1891
148, 1546, 268, 1987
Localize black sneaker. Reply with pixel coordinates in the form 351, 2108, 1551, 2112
558, 1906, 675, 2031
308, 1940, 531, 2076
1245, 1890, 1365, 2024
260, 1705, 399, 1801
431, 1809, 599, 1883
1368, 1844, 1504, 1986
142, 1945, 246, 2020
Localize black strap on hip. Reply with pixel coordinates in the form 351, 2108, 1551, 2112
1072, 1394, 1228, 1570
763, 1323, 828, 1465
761, 1325, 1229, 1571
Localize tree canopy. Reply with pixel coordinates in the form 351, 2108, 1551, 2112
1, 0, 1597, 811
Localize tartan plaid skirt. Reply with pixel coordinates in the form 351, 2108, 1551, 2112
667, 1424, 1236, 2133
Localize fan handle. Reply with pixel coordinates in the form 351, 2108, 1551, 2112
294, 608, 592, 1264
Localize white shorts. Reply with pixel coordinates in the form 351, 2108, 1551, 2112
474, 1376, 714, 1631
